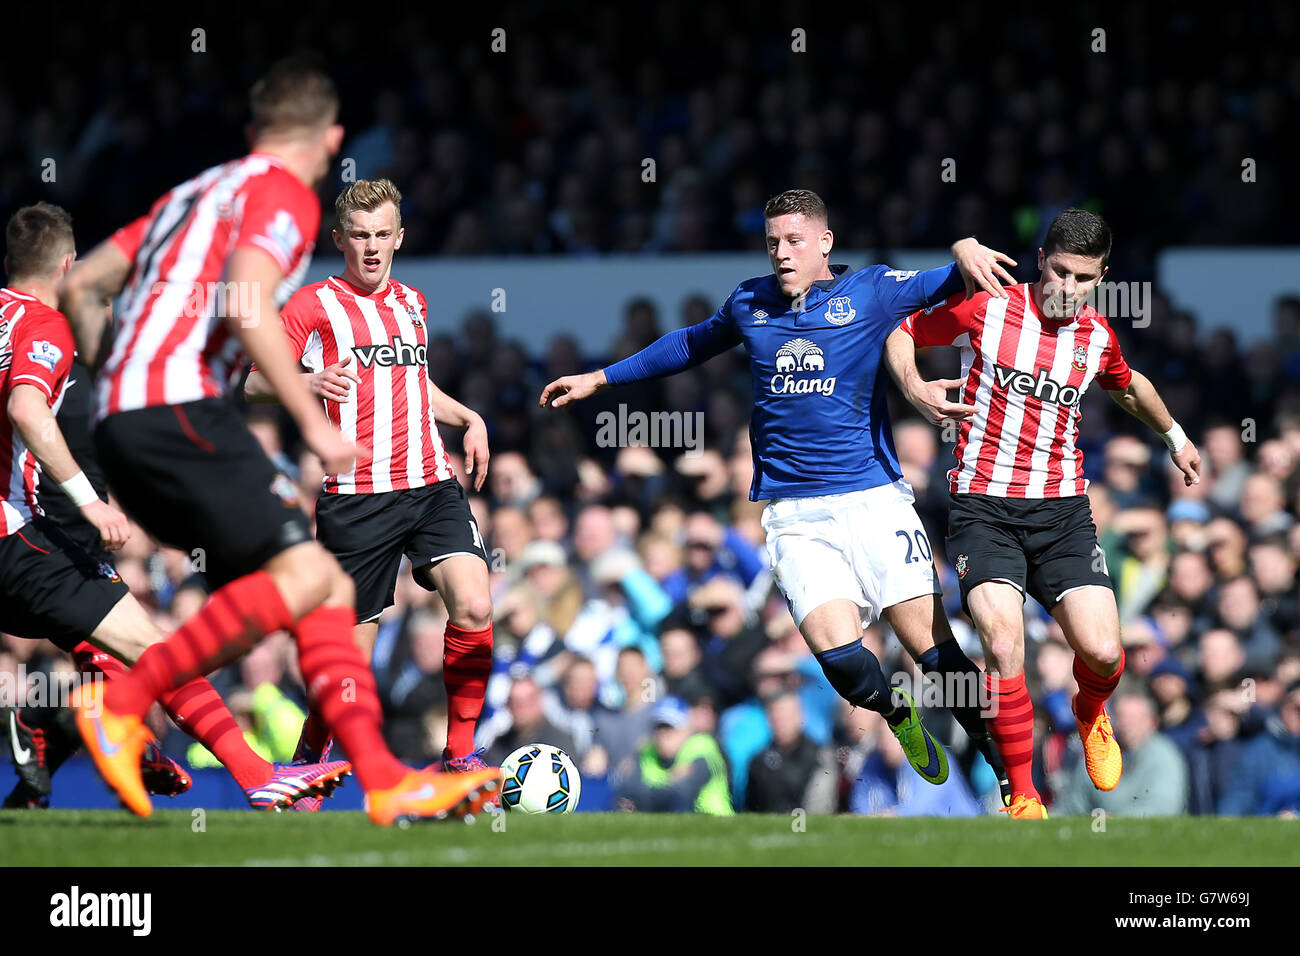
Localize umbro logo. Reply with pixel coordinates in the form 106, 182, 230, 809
752, 310, 768, 324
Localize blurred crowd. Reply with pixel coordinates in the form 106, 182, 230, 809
4, 283, 1299, 816
2, 3, 1298, 277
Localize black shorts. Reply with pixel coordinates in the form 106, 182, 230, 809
945, 492, 1113, 615
315, 479, 487, 623
47, 514, 115, 567
94, 398, 312, 590
0, 516, 128, 651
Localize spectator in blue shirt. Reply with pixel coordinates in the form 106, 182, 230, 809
1218, 680, 1300, 815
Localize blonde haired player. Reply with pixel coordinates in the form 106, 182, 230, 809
246, 179, 497, 792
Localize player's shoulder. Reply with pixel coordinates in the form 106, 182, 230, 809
913, 285, 997, 321
735, 273, 777, 297
238, 155, 319, 220
717, 274, 780, 317
279, 279, 337, 326
854, 263, 924, 286
287, 277, 333, 305
241, 154, 311, 195
3, 296, 72, 369
6, 293, 70, 331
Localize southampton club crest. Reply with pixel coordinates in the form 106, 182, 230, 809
1072, 345, 1088, 371
824, 296, 856, 326
270, 473, 301, 509
404, 302, 423, 328
955, 554, 970, 579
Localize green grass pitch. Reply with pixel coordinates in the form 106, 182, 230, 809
2, 811, 1295, 866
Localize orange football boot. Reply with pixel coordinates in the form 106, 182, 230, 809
1000, 793, 1049, 819
365, 766, 501, 826
73, 681, 155, 817
1074, 694, 1123, 791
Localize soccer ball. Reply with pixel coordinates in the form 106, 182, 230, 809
499, 743, 581, 813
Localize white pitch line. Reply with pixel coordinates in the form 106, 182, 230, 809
206, 832, 841, 867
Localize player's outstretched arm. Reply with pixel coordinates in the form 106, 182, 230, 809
61, 239, 132, 369
1106, 369, 1202, 486
884, 327, 975, 426
950, 238, 1017, 301
539, 369, 609, 408
7, 384, 130, 550
542, 301, 741, 410
225, 247, 361, 476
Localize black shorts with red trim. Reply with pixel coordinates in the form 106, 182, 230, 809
94, 398, 312, 590
49, 513, 115, 568
945, 492, 1114, 615
314, 478, 487, 623
0, 516, 128, 651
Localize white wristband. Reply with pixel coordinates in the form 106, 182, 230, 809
60, 471, 98, 507
1161, 420, 1188, 453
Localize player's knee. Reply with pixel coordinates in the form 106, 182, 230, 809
266, 543, 336, 617
984, 633, 1022, 672
326, 562, 355, 610
1087, 637, 1123, 672
449, 592, 493, 631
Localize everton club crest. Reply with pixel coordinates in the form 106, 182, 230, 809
824, 296, 856, 326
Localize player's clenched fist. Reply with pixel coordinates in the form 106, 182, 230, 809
82, 499, 131, 552
309, 354, 362, 403
539, 369, 608, 408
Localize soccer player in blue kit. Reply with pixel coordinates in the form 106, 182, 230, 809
541, 189, 1018, 796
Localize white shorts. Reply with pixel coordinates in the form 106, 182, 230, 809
761, 479, 940, 627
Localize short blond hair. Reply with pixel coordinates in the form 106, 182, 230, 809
334, 179, 403, 232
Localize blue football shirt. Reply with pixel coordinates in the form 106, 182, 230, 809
604, 262, 964, 500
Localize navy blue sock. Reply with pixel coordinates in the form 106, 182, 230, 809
918, 641, 999, 758
814, 641, 902, 723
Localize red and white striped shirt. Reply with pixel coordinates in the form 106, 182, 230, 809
280, 275, 454, 494
901, 283, 1132, 499
0, 288, 75, 536
96, 153, 319, 420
